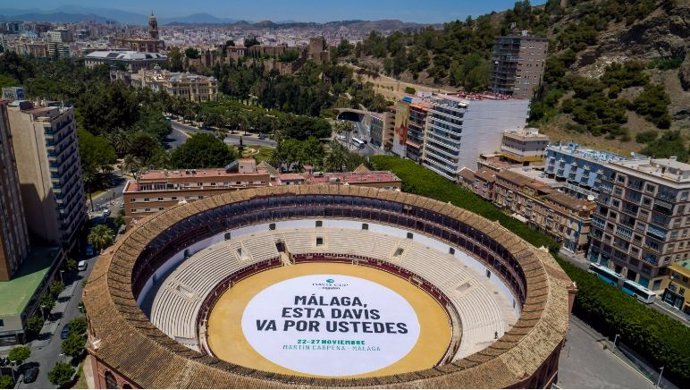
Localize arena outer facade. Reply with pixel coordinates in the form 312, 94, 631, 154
83, 185, 576, 389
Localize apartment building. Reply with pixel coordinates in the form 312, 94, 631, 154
6, 100, 86, 248
458, 167, 496, 201
490, 32, 548, 100
0, 101, 30, 280
544, 143, 645, 200
662, 259, 690, 315
113, 67, 218, 103
493, 168, 596, 253
369, 114, 384, 148
123, 163, 401, 226
124, 168, 271, 226
422, 93, 529, 180
588, 158, 690, 291
406, 102, 430, 161
500, 128, 549, 164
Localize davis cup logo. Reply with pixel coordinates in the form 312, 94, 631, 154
241, 274, 421, 376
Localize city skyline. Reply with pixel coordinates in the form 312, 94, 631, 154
2, 0, 546, 24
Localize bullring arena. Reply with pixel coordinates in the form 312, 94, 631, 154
83, 185, 575, 388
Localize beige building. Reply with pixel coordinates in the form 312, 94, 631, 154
113, 67, 218, 103
124, 167, 272, 226
123, 162, 401, 226
500, 128, 549, 164
492, 168, 596, 253
6, 100, 86, 248
0, 101, 30, 280
588, 158, 690, 291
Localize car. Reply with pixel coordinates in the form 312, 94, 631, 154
22, 366, 39, 384
85, 244, 95, 257
60, 324, 70, 340
78, 260, 87, 272
102, 209, 111, 217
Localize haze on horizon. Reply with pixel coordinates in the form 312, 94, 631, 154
4, 0, 546, 24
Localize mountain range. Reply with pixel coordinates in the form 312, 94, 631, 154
0, 5, 239, 25
0, 5, 427, 29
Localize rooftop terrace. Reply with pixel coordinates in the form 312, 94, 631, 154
0, 247, 60, 317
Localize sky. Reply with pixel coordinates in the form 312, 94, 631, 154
9, 0, 546, 24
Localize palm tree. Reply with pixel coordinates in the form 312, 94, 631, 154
108, 129, 132, 156
122, 154, 142, 180
88, 225, 114, 253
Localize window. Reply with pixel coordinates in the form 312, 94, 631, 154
224, 232, 231, 240
315, 220, 323, 227
105, 371, 118, 389
486, 269, 491, 279
449, 247, 455, 255
316, 237, 324, 246
406, 232, 413, 239
0, 319, 3, 327
269, 223, 276, 230
362, 223, 369, 230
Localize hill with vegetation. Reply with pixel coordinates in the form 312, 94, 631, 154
337, 0, 690, 158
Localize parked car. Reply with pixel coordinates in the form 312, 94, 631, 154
103, 209, 111, 217
60, 324, 70, 340
78, 260, 87, 272
85, 244, 95, 257
22, 365, 39, 384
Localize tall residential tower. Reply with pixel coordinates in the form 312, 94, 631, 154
0, 100, 30, 280
490, 32, 548, 100
7, 99, 86, 249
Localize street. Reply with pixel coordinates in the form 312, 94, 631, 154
168, 120, 277, 149
558, 317, 658, 389
15, 257, 97, 389
87, 173, 127, 216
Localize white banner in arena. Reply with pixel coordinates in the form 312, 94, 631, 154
241, 274, 421, 376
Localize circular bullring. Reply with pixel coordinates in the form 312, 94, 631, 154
83, 185, 574, 389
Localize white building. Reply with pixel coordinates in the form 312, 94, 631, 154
84, 50, 167, 72
422, 93, 529, 180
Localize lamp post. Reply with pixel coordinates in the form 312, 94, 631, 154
613, 333, 620, 346
656, 366, 664, 388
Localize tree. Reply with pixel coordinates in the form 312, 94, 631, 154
68, 317, 87, 336
0, 375, 12, 389
49, 280, 65, 298
171, 133, 236, 169
64, 258, 78, 272
25, 315, 44, 336
8, 346, 30, 365
244, 36, 260, 48
88, 225, 114, 253
184, 47, 200, 59
61, 333, 86, 358
48, 362, 75, 387
167, 47, 184, 71
128, 132, 162, 166
40, 294, 56, 313
78, 129, 117, 179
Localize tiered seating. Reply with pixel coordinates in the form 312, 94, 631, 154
148, 225, 519, 359
242, 235, 280, 262
283, 230, 314, 254
150, 241, 255, 350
